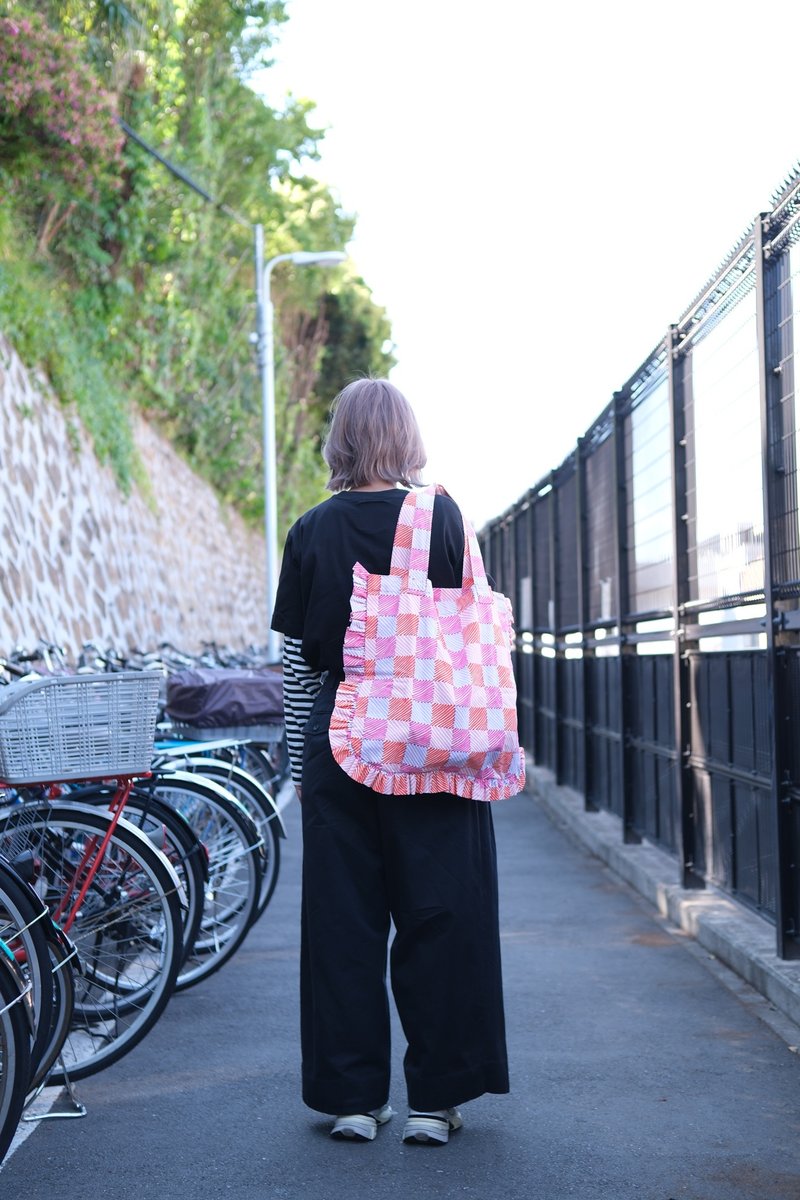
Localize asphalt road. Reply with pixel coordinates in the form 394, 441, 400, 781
3, 790, 800, 1200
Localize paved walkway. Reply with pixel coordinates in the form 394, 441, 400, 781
3, 790, 800, 1200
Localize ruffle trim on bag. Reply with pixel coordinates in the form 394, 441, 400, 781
340, 561, 370, 678
328, 563, 526, 802
330, 688, 525, 801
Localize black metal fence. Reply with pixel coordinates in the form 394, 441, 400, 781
480, 166, 800, 960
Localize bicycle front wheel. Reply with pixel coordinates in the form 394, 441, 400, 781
0, 802, 184, 1081
28, 932, 77, 1093
0, 858, 54, 1085
0, 951, 32, 1164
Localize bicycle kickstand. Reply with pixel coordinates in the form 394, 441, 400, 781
22, 1057, 88, 1122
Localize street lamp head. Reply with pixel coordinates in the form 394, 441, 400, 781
289, 250, 347, 267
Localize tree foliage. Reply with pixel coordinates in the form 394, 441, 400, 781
0, 0, 395, 527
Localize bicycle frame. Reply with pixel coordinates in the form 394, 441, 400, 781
49, 777, 135, 932
0, 773, 187, 935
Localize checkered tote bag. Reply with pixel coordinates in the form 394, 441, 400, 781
329, 485, 526, 801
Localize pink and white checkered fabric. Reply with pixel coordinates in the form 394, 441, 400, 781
329, 485, 526, 801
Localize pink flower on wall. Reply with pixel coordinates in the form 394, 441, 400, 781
0, 12, 123, 197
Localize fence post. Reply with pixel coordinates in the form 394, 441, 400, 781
613, 392, 640, 843
532, 486, 551, 768
576, 437, 597, 810
547, 472, 564, 784
754, 213, 800, 960
667, 325, 704, 889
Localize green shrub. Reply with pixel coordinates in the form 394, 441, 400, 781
0, 206, 138, 491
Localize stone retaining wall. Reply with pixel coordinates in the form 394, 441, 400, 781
0, 332, 268, 658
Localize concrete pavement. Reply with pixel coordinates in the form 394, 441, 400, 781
531, 764, 800, 1033
3, 787, 800, 1200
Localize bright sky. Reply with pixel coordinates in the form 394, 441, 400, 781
255, 0, 800, 528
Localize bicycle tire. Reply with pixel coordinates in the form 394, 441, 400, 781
167, 758, 282, 920
0, 948, 33, 1164
0, 802, 183, 1080
27, 933, 76, 1093
0, 857, 54, 1084
221, 740, 288, 797
145, 772, 262, 990
249, 731, 290, 791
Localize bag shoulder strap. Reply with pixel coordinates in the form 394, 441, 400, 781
389, 484, 438, 591
389, 485, 492, 595
462, 523, 492, 595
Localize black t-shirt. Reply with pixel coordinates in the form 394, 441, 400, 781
270, 489, 465, 677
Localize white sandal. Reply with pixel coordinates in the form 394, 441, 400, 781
402, 1107, 463, 1145
330, 1103, 394, 1141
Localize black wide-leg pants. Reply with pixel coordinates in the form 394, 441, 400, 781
300, 682, 510, 1116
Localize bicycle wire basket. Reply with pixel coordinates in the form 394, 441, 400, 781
0, 672, 161, 785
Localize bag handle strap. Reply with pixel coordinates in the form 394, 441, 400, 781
389, 485, 437, 591
389, 485, 492, 595
462, 522, 492, 595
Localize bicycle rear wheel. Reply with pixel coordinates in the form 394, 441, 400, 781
0, 802, 183, 1080
70, 786, 207, 968
146, 772, 262, 990
220, 740, 288, 798
170, 758, 282, 920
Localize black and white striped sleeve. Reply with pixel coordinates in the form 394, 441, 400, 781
282, 636, 323, 786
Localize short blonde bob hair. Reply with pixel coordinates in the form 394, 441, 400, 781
323, 378, 427, 492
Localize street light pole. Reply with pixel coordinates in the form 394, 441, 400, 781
254, 223, 280, 663
254, 225, 346, 662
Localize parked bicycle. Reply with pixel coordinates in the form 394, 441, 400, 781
0, 642, 291, 1161
0, 673, 186, 1085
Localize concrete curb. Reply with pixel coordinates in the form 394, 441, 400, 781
529, 762, 800, 1030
